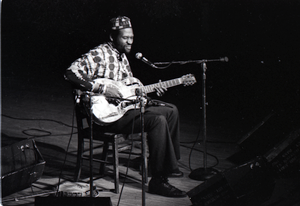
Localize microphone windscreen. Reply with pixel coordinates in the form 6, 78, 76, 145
135, 52, 143, 59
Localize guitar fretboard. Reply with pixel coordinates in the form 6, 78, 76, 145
142, 78, 182, 94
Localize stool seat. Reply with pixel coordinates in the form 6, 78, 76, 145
73, 90, 147, 194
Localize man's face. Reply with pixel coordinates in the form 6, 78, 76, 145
113, 28, 134, 54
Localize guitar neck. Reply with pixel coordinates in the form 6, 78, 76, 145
142, 78, 182, 94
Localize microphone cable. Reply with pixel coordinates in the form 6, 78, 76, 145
185, 122, 220, 171
117, 96, 143, 206
55, 101, 77, 195
1, 107, 77, 199
1, 114, 75, 128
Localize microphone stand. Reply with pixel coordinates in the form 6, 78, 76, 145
153, 57, 228, 181
89, 97, 95, 197
188, 62, 218, 181
139, 96, 147, 206
154, 57, 228, 66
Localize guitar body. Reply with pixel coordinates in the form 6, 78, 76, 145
90, 74, 196, 125
91, 77, 144, 125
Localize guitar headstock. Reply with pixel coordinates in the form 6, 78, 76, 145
181, 74, 197, 86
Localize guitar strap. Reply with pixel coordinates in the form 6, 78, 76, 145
147, 99, 171, 108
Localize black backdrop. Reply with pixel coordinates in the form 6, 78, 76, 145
2, 0, 300, 133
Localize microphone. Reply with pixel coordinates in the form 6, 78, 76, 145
135, 52, 158, 68
219, 57, 229, 62
204, 57, 229, 63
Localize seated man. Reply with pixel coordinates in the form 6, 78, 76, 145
65, 16, 186, 198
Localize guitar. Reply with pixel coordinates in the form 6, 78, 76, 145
90, 74, 196, 125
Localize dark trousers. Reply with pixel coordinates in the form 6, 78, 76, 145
99, 100, 181, 177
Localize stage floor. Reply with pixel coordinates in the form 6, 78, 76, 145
2, 75, 300, 206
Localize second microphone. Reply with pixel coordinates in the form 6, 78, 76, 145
135, 52, 158, 68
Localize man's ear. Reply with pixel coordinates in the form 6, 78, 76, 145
109, 34, 113, 42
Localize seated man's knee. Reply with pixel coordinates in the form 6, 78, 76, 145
155, 114, 168, 125
168, 104, 179, 117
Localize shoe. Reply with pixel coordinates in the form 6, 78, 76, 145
168, 170, 184, 178
148, 177, 187, 198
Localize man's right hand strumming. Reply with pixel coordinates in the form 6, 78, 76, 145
104, 86, 123, 98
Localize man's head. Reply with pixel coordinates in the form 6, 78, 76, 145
109, 16, 134, 54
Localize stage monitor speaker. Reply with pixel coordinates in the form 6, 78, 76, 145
35, 197, 112, 206
187, 156, 275, 206
264, 129, 300, 177
1, 139, 46, 197
228, 111, 299, 164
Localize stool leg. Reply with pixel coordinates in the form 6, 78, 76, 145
74, 136, 84, 182
100, 141, 109, 176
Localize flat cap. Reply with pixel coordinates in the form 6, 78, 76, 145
110, 16, 132, 30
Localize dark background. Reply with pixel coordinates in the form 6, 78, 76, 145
2, 0, 300, 135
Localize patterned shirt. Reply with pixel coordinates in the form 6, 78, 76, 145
66, 42, 133, 92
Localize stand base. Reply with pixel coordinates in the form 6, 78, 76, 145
189, 167, 218, 181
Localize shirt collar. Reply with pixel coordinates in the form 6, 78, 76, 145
107, 42, 123, 61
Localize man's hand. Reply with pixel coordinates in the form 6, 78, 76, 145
105, 86, 123, 98
155, 80, 167, 97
